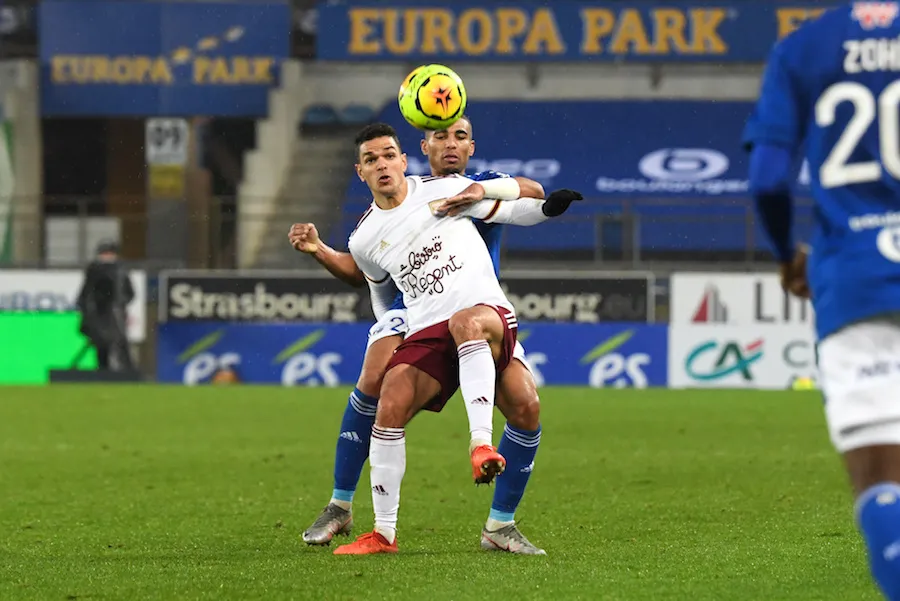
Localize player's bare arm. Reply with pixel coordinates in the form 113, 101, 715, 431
435, 179, 514, 216
436, 178, 546, 216
289, 223, 366, 288
447, 188, 584, 223
437, 184, 580, 219
516, 177, 545, 200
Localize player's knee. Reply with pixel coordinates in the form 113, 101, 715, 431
506, 396, 540, 431
374, 366, 416, 428
448, 309, 483, 343
374, 394, 406, 428
356, 367, 384, 398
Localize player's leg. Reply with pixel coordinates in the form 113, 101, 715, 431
331, 334, 400, 506
302, 310, 406, 545
820, 320, 900, 599
484, 346, 546, 555
448, 304, 516, 483
335, 324, 453, 555
334, 364, 442, 555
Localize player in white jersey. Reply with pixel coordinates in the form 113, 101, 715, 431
293, 116, 550, 555
328, 123, 581, 555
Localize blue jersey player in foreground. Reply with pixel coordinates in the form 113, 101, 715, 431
744, 3, 900, 598
289, 115, 552, 555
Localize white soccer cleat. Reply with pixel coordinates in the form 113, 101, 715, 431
302, 503, 353, 546
481, 522, 546, 555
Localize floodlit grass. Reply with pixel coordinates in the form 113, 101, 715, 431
0, 386, 878, 600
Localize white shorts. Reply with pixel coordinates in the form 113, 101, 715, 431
366, 309, 409, 349
820, 319, 900, 453
366, 309, 533, 379
512, 340, 534, 377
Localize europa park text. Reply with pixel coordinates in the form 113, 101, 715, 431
345, 7, 827, 58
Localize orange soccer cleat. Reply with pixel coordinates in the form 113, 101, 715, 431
333, 531, 398, 555
471, 444, 506, 485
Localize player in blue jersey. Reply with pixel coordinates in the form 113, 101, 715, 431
290, 115, 551, 554
744, 3, 900, 598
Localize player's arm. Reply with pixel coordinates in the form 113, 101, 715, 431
469, 170, 546, 200
309, 244, 366, 288
289, 223, 366, 288
364, 274, 399, 320
460, 189, 583, 226
348, 244, 398, 320
743, 43, 809, 297
515, 177, 545, 199
436, 176, 556, 218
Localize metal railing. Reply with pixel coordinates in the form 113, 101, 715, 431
3, 194, 815, 271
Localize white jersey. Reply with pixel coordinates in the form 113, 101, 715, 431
348, 175, 514, 335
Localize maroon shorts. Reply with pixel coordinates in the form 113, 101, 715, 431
385, 304, 518, 413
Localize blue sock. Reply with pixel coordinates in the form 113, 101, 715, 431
331, 388, 377, 504
489, 423, 541, 524
856, 482, 900, 600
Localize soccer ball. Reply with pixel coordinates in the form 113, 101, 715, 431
398, 64, 467, 131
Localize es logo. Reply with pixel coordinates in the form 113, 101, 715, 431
178, 329, 341, 385
639, 148, 728, 182
581, 330, 650, 388
272, 330, 341, 386
177, 330, 238, 385
685, 339, 763, 382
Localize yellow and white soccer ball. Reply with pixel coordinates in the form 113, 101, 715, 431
398, 64, 467, 131
790, 376, 817, 390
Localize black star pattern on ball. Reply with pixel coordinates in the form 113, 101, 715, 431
431, 87, 452, 112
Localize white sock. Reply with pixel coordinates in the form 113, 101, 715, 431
370, 425, 406, 544
329, 498, 352, 511
486, 517, 515, 531
457, 340, 496, 449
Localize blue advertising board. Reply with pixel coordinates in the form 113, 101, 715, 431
157, 322, 668, 387
339, 100, 812, 253
39, 1, 290, 116
317, 1, 839, 62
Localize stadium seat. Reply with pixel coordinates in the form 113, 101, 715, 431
339, 104, 376, 126
300, 103, 340, 134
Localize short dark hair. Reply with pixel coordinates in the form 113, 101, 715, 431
355, 123, 402, 157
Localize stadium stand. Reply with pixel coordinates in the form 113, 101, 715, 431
331, 100, 815, 262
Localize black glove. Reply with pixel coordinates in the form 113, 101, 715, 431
541, 189, 583, 217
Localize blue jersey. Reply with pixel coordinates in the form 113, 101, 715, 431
743, 3, 900, 339
387, 170, 509, 311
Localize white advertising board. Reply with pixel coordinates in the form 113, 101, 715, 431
0, 269, 147, 342
671, 272, 813, 326
145, 118, 189, 166
668, 324, 817, 389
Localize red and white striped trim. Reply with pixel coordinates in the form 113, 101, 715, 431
458, 339, 490, 360
372, 425, 405, 441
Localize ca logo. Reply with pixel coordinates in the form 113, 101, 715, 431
685, 339, 763, 382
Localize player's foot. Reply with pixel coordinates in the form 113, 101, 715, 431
470, 444, 506, 484
301, 503, 353, 545
333, 531, 398, 555
481, 523, 547, 555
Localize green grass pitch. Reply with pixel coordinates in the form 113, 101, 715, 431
0, 386, 881, 601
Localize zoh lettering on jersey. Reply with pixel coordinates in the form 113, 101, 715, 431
852, 2, 899, 29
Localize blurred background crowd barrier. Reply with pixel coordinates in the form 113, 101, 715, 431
0, 0, 827, 388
